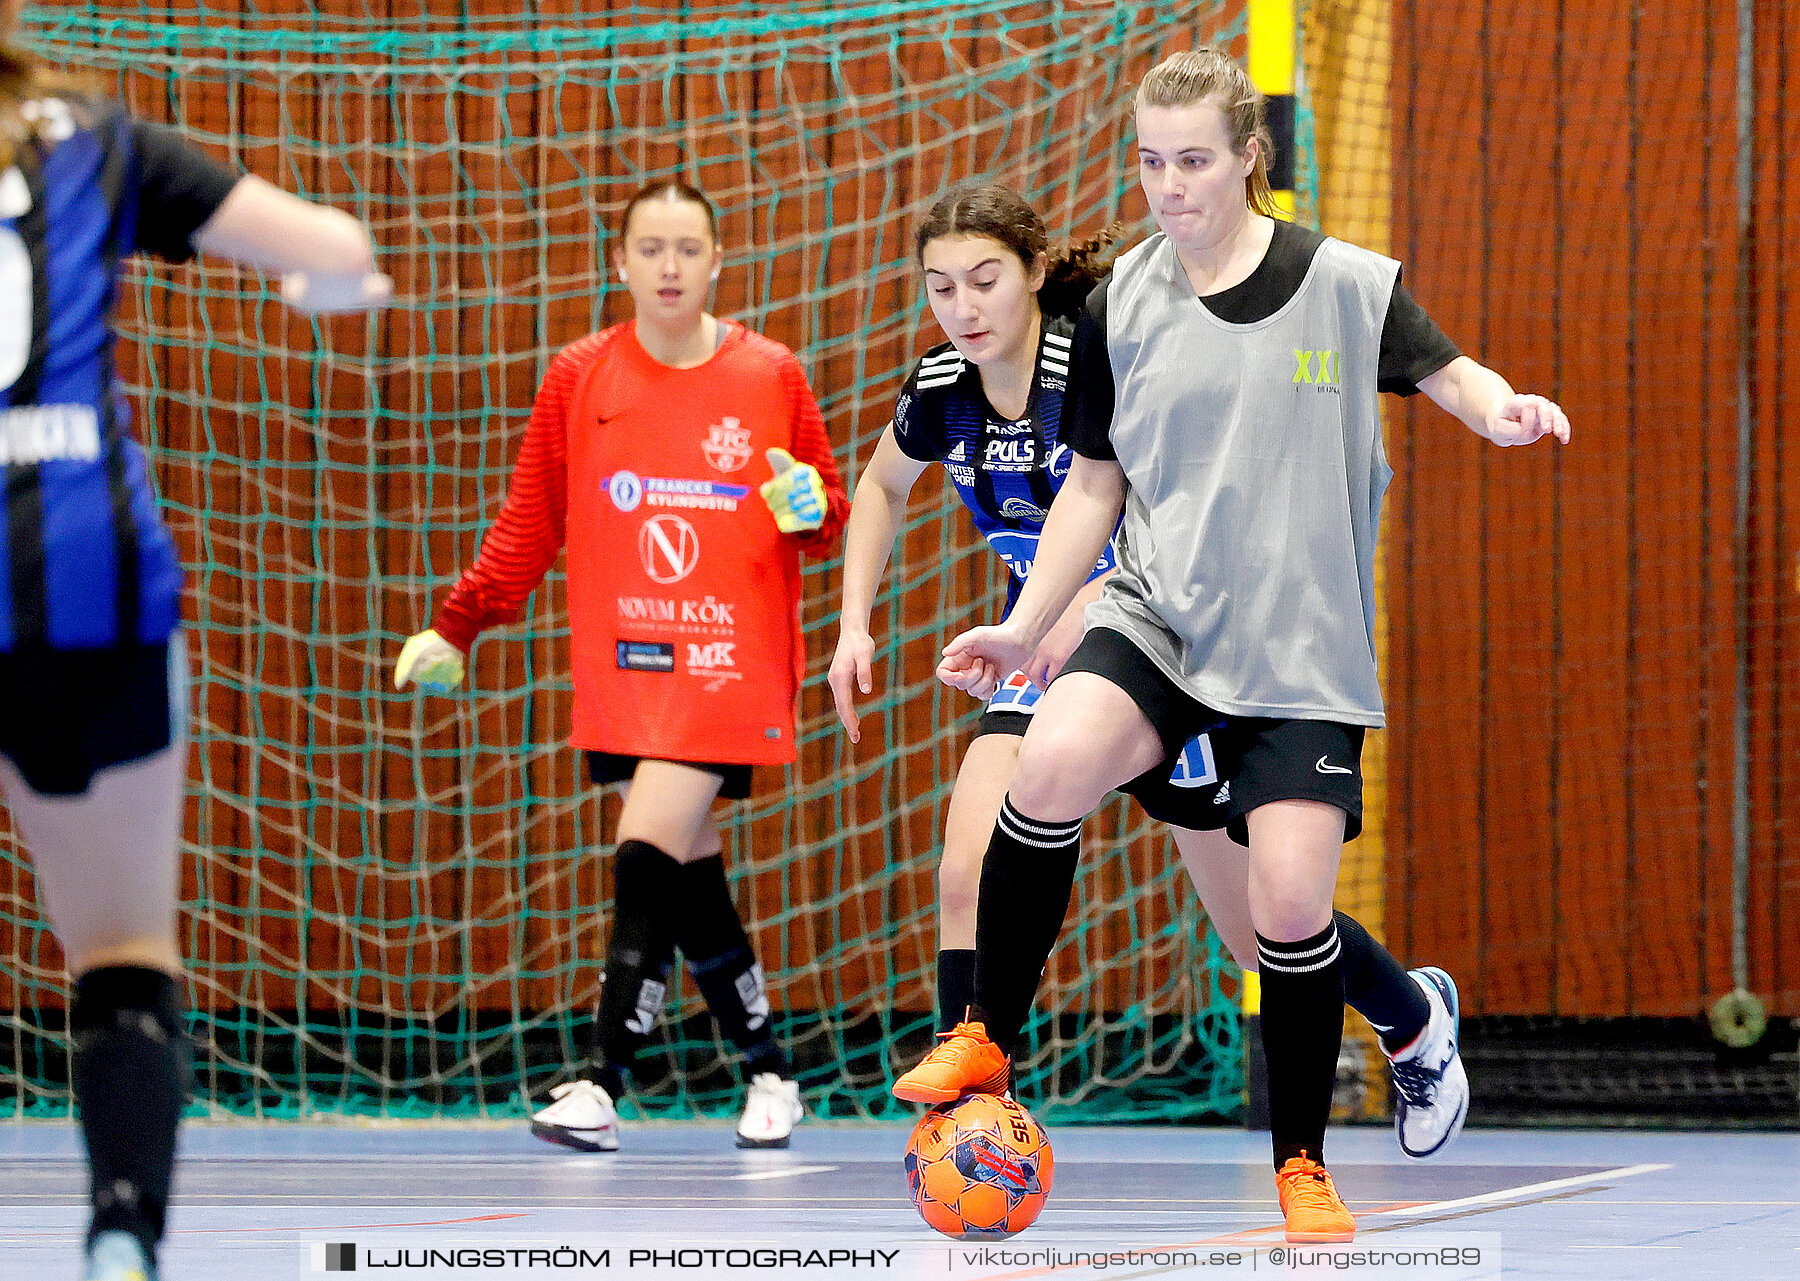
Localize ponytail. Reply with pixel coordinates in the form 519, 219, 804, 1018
1036, 224, 1122, 321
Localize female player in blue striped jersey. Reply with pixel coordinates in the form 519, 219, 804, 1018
833, 183, 1452, 1134
897, 52, 1567, 1242
1, 8, 389, 1277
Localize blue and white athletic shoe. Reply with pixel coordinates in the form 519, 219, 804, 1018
1387, 966, 1469, 1161
82, 1230, 156, 1281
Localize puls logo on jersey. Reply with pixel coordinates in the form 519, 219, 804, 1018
702, 417, 754, 473
985, 438, 1037, 470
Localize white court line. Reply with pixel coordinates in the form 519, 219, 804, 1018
1371, 1163, 1671, 1219
727, 1165, 839, 1182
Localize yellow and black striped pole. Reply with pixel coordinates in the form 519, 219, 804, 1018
1249, 0, 1299, 222
1241, 0, 1297, 1131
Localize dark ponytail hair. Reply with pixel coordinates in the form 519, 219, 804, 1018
2, 34, 97, 174
915, 180, 1119, 321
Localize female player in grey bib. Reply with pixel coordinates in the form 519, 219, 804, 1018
838, 184, 1470, 1131
894, 48, 1569, 1244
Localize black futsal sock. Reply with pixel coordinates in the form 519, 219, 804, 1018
584, 838, 681, 1098
674, 855, 788, 1081
1258, 923, 1346, 1170
1333, 910, 1431, 1054
969, 799, 1084, 1057
936, 948, 977, 1034
71, 965, 189, 1262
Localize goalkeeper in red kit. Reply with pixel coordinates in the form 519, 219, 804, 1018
395, 179, 846, 1150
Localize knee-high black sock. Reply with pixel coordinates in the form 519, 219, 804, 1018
936, 949, 976, 1034
970, 800, 1084, 1057
1333, 910, 1430, 1054
585, 839, 681, 1098
673, 855, 787, 1081
1258, 923, 1346, 1170
71, 966, 188, 1260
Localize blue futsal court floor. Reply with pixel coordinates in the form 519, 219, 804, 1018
0, 1122, 1792, 1279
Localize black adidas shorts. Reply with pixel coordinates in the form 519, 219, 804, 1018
584, 752, 755, 801
0, 643, 177, 796
1059, 628, 1366, 844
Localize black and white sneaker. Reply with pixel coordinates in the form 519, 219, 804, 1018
530, 1080, 620, 1153
735, 1074, 803, 1149
1387, 966, 1469, 1160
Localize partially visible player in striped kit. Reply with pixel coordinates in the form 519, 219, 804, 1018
896, 50, 1568, 1242
396, 179, 847, 1154
1, 4, 390, 1276
837, 183, 1463, 1147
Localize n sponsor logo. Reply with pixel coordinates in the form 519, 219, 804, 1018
1294, 348, 1342, 388
638, 514, 700, 584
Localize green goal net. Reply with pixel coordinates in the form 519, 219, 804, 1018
1, 0, 1255, 1122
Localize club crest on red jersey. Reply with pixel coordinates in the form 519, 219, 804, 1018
702, 416, 754, 473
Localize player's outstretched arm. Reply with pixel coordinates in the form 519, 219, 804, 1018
830, 428, 929, 743
939, 454, 1125, 697
1418, 355, 1571, 447
192, 175, 392, 314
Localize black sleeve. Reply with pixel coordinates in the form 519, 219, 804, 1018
1379, 271, 1462, 396
888, 365, 941, 462
130, 121, 243, 263
1064, 279, 1117, 460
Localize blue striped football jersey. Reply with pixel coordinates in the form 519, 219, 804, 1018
0, 98, 232, 650
890, 314, 1116, 617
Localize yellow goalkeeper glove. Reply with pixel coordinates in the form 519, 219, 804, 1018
394, 628, 466, 693
758, 446, 827, 534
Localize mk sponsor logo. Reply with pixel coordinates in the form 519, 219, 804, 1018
686, 640, 737, 671
1294, 348, 1342, 388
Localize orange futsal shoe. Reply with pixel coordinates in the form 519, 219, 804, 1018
892, 1020, 1012, 1104
1275, 1153, 1357, 1243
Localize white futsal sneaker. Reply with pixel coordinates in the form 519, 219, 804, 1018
529, 1079, 621, 1153
82, 1229, 157, 1281
735, 1073, 803, 1149
1387, 966, 1470, 1160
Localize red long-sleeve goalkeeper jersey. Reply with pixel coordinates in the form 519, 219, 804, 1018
433, 320, 847, 765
